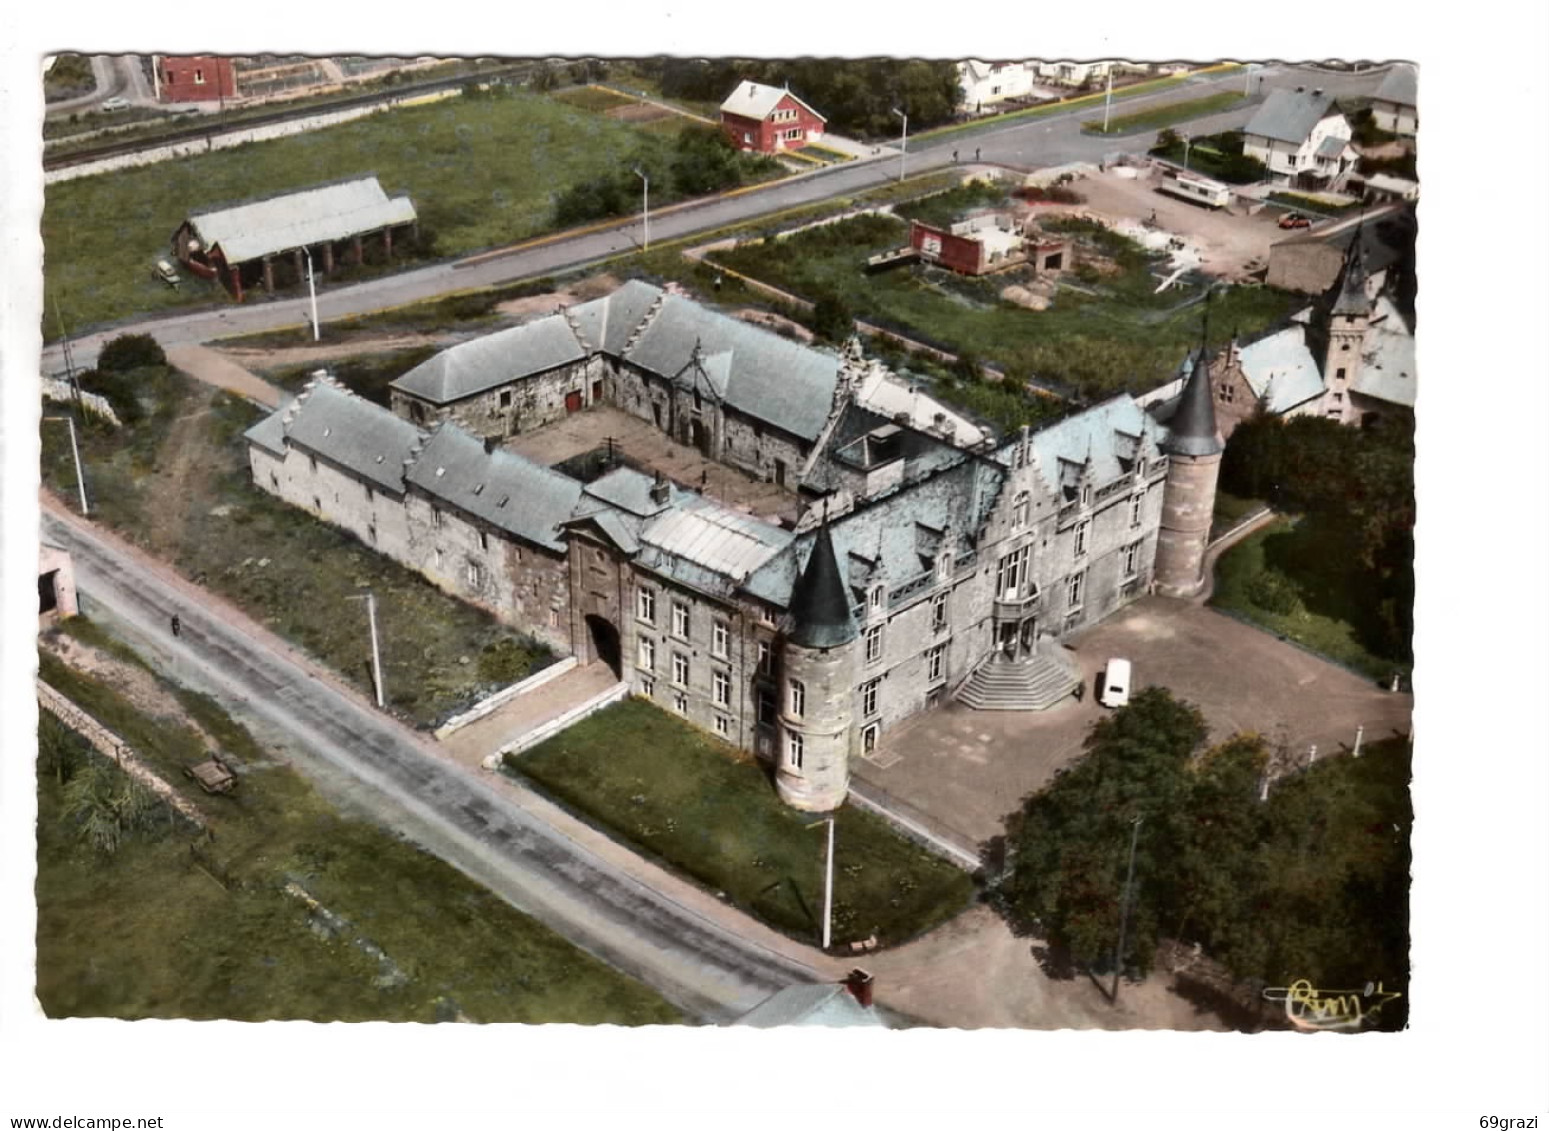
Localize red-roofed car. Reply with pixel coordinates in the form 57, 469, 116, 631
1278, 211, 1312, 230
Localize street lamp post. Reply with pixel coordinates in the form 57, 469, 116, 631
1102, 68, 1114, 132
1182, 132, 1193, 172
890, 107, 908, 183
347, 592, 385, 708
300, 245, 320, 342
822, 815, 835, 951
43, 416, 89, 517
1110, 812, 1144, 1005
633, 167, 650, 252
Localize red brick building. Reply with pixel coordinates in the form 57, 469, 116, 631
719, 80, 827, 154
154, 55, 237, 103
909, 213, 1070, 277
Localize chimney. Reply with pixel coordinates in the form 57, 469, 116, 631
649, 470, 670, 506
843, 968, 874, 1009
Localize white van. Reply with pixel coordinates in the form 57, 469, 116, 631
1100, 659, 1132, 708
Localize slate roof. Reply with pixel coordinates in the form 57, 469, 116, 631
566, 279, 666, 356
392, 316, 587, 403
582, 466, 674, 517
786, 522, 857, 649
189, 177, 417, 265
403, 425, 583, 553
264, 382, 426, 495
854, 369, 988, 447
1158, 352, 1224, 458
1374, 63, 1417, 108
1245, 89, 1338, 145
719, 80, 826, 124
1351, 295, 1416, 409
1235, 329, 1327, 413
1027, 395, 1163, 487
733, 983, 884, 1028
622, 294, 842, 441
638, 494, 793, 585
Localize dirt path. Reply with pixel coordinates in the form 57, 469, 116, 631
217, 333, 452, 370
144, 386, 217, 557
40, 630, 219, 753
164, 343, 286, 408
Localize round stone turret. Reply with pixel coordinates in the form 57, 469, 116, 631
776, 520, 857, 812
1154, 349, 1224, 598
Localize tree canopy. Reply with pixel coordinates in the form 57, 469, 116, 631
993, 688, 1411, 1029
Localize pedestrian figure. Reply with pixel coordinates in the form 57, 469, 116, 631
953, 149, 959, 163
171, 613, 182, 638
1074, 681, 1085, 703
975, 147, 981, 161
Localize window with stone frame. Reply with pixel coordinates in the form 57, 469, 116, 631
467, 561, 482, 588
932, 591, 949, 632
996, 546, 1029, 600
673, 692, 688, 715
638, 637, 656, 672
789, 678, 806, 718
714, 715, 731, 737
757, 687, 777, 726
1075, 520, 1090, 558
757, 640, 773, 675
672, 601, 690, 639
1012, 491, 1030, 527
927, 644, 946, 684
1067, 570, 1085, 610
641, 675, 655, 698
787, 731, 804, 769
713, 669, 731, 708
672, 652, 690, 687
712, 619, 730, 658
870, 584, 886, 613
861, 679, 880, 718
1131, 491, 1144, 528
1123, 541, 1141, 579
865, 625, 884, 664
637, 587, 657, 625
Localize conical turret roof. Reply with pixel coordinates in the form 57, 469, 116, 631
1164, 349, 1224, 458
788, 519, 857, 649
1332, 218, 1373, 318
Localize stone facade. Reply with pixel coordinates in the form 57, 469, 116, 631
392, 357, 609, 440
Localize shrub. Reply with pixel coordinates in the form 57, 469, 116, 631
77, 367, 146, 426
1246, 568, 1303, 616
807, 290, 856, 344
96, 334, 166, 373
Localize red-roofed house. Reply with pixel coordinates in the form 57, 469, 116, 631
719, 80, 827, 154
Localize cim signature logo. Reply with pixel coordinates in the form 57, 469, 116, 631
1261, 979, 1403, 1031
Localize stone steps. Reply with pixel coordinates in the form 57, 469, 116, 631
955, 651, 1081, 711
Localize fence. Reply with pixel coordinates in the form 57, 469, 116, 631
42, 379, 121, 426
37, 679, 207, 827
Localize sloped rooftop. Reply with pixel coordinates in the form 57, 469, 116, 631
1245, 89, 1338, 145
719, 80, 825, 123
190, 177, 417, 265
262, 381, 426, 495
1374, 63, 1417, 108
392, 316, 588, 404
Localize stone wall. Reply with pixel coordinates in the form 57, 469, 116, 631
1154, 452, 1222, 598
248, 442, 414, 563
392, 357, 609, 441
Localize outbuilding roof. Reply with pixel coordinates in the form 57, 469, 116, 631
392, 315, 588, 403
1244, 89, 1339, 145
403, 425, 584, 553
719, 80, 826, 124
1235, 329, 1327, 414
265, 381, 426, 495
1373, 63, 1417, 108
1351, 295, 1416, 409
638, 493, 792, 584
189, 177, 417, 265
733, 983, 883, 1028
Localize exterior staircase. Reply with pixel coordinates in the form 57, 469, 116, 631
955, 636, 1082, 711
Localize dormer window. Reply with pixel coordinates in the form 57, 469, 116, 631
870, 585, 886, 612
1081, 484, 1091, 508
1012, 491, 1030, 528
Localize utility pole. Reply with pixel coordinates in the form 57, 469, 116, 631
301, 245, 320, 341
1102, 68, 1114, 132
822, 815, 835, 951
347, 592, 385, 707
1353, 724, 1365, 758
43, 416, 89, 516
891, 107, 908, 183
633, 167, 650, 251
1110, 813, 1143, 1005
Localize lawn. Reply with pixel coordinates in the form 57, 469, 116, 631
1209, 515, 1407, 681
42, 89, 719, 339
709, 210, 1300, 402
1209, 490, 1267, 541
508, 698, 977, 948
35, 637, 681, 1025
40, 364, 552, 727
550, 85, 639, 113
1082, 91, 1248, 135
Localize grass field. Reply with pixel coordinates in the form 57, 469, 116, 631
40, 365, 551, 727
709, 210, 1299, 401
35, 637, 680, 1025
1209, 516, 1406, 681
550, 86, 638, 113
509, 698, 976, 948
1082, 92, 1248, 135
43, 90, 718, 339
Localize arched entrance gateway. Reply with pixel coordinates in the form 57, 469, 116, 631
584, 614, 622, 677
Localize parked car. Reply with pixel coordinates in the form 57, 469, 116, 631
1278, 211, 1312, 230
150, 259, 181, 289
1099, 659, 1132, 709
100, 96, 130, 112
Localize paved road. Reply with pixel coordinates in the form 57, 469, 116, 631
40, 499, 830, 1023
40, 64, 1393, 374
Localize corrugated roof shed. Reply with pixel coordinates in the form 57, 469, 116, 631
1245, 89, 1338, 144
271, 382, 426, 495
392, 315, 588, 403
1374, 63, 1417, 108
190, 177, 417, 265
403, 425, 583, 552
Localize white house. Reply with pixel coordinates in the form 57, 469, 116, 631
1034, 60, 1117, 87
1242, 88, 1355, 187
956, 60, 1041, 113
1369, 64, 1417, 137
